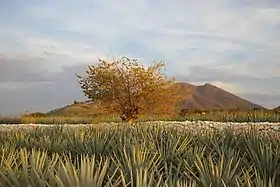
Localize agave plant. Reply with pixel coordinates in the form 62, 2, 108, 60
243, 136, 280, 185
0, 122, 280, 186
184, 151, 241, 187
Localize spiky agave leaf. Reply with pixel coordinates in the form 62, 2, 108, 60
111, 145, 163, 186
186, 152, 241, 187
48, 154, 113, 187
0, 148, 59, 187
237, 168, 274, 187
244, 135, 280, 185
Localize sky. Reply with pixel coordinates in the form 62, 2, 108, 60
0, 0, 280, 115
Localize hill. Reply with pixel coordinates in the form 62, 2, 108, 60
47, 82, 264, 116
176, 83, 264, 110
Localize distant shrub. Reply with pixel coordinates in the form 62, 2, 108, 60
179, 109, 190, 117
23, 112, 47, 117
273, 109, 280, 114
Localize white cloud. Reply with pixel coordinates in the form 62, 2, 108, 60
190, 81, 242, 94
1, 0, 280, 114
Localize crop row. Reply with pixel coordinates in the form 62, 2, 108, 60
1, 122, 280, 186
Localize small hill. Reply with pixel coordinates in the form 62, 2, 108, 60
48, 82, 264, 116
48, 100, 108, 117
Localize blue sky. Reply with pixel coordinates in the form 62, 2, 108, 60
0, 0, 280, 115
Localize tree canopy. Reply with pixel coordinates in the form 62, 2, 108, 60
76, 56, 180, 122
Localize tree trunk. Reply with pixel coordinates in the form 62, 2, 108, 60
120, 108, 138, 124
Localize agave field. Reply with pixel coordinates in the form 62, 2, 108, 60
1, 121, 280, 187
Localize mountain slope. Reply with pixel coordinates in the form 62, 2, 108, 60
176, 83, 263, 110
48, 82, 264, 116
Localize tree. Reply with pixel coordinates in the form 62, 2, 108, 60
76, 56, 180, 123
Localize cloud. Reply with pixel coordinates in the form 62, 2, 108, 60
0, 54, 51, 83
180, 65, 280, 94
241, 93, 280, 109
0, 56, 88, 115
0, 0, 280, 114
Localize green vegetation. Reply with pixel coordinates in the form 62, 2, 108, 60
1, 123, 280, 186
0, 116, 95, 124
1, 109, 280, 124
177, 109, 280, 123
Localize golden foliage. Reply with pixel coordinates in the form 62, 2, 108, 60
76, 56, 180, 122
